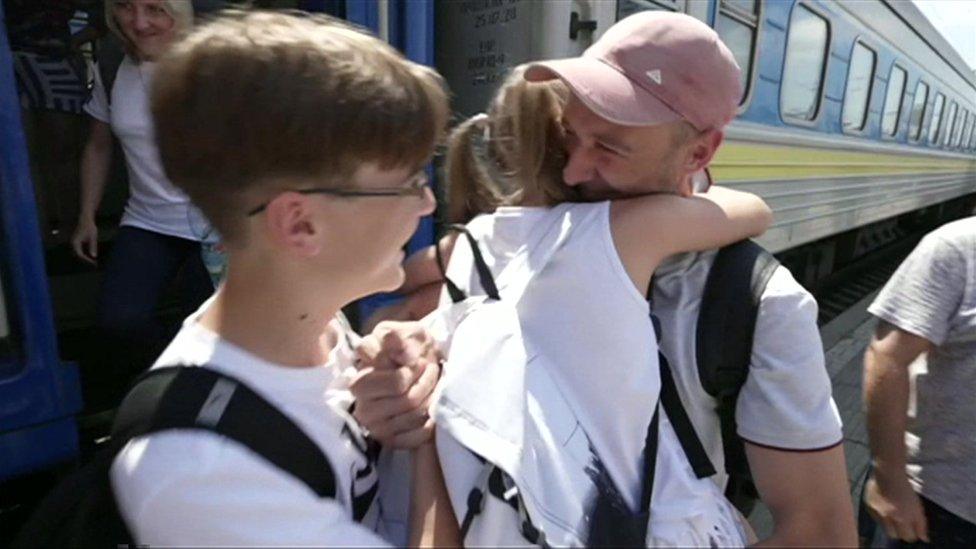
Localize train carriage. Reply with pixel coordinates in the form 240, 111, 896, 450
1, 0, 974, 486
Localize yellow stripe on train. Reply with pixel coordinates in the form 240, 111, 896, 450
711, 141, 976, 181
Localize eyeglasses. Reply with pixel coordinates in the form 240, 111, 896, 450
247, 171, 430, 216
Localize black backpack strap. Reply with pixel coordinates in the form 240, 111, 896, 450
435, 230, 468, 304
646, 307, 716, 484
95, 35, 125, 106
695, 240, 779, 511
658, 351, 717, 480
458, 457, 494, 540
458, 452, 549, 547
438, 224, 501, 303
696, 240, 778, 399
639, 405, 660, 509
112, 366, 337, 499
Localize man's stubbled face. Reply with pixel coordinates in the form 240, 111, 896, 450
560, 95, 697, 201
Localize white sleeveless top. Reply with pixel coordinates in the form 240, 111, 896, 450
438, 202, 747, 546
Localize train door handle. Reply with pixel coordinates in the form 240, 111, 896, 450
569, 11, 598, 40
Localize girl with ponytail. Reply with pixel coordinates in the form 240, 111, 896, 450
363, 65, 575, 329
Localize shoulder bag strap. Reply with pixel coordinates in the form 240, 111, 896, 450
112, 366, 337, 498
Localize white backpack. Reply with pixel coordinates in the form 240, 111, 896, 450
427, 209, 662, 547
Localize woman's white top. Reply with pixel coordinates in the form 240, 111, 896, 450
85, 55, 203, 241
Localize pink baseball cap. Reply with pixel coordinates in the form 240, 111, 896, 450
525, 11, 742, 131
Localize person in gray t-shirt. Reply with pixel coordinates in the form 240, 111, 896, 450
863, 216, 976, 547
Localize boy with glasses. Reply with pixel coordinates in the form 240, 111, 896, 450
107, 11, 457, 546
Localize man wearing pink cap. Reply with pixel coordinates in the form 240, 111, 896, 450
351, 10, 858, 546
523, 10, 857, 546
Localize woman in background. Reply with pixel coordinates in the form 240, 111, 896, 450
71, 0, 215, 397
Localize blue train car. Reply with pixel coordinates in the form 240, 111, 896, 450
0, 1, 83, 482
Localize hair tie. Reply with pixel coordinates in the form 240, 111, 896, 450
470, 112, 490, 141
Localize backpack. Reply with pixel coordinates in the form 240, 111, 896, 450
12, 365, 341, 549
432, 215, 728, 547
692, 239, 780, 515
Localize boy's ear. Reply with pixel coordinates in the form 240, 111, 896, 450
263, 192, 322, 257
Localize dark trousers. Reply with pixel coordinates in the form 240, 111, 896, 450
95, 226, 213, 401
888, 495, 976, 549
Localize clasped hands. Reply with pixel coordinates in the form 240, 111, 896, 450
350, 321, 442, 449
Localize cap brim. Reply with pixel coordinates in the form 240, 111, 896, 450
525, 58, 682, 127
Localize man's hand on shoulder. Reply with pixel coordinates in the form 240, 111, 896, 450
350, 321, 441, 449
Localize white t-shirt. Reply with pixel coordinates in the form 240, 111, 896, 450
652, 250, 844, 491
110, 305, 389, 546
437, 203, 747, 546
85, 56, 203, 241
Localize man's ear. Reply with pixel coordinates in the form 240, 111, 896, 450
263, 192, 322, 257
684, 129, 724, 173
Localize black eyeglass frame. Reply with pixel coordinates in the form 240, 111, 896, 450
246, 172, 430, 216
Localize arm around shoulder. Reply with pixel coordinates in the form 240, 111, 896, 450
610, 186, 771, 284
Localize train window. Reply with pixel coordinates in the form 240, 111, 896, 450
881, 65, 907, 137
966, 114, 972, 150
963, 112, 975, 150
908, 81, 929, 141
724, 0, 758, 14
841, 42, 876, 133
927, 92, 945, 145
781, 5, 830, 122
964, 111, 973, 149
953, 110, 964, 149
952, 109, 966, 148
617, 0, 685, 19
941, 101, 957, 147
715, 0, 761, 105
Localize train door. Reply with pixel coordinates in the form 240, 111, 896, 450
0, 0, 442, 482
0, 0, 83, 481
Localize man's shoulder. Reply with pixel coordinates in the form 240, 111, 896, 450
918, 217, 976, 260
930, 216, 976, 241
760, 263, 811, 300
658, 248, 808, 301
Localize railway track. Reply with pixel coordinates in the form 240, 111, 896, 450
812, 235, 924, 326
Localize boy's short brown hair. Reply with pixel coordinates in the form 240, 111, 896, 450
151, 10, 449, 244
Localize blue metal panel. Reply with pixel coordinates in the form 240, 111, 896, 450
301, 0, 346, 16
739, 0, 791, 126
0, 1, 82, 480
345, 0, 380, 34
0, 417, 79, 480
398, 0, 436, 257
355, 0, 439, 324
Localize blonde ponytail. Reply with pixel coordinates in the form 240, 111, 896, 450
444, 115, 510, 224
444, 64, 579, 225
